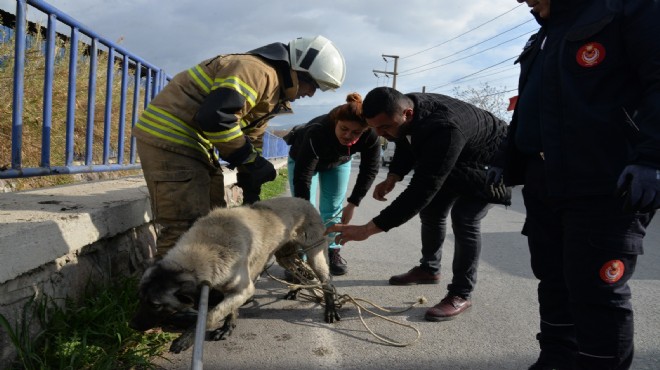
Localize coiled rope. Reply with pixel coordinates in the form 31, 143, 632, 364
265, 256, 426, 347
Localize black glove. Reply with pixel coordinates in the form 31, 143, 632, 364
485, 166, 507, 200
237, 156, 276, 204
616, 164, 660, 213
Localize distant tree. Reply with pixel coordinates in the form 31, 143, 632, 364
451, 82, 514, 122
269, 128, 290, 138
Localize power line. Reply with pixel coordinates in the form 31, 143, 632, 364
401, 4, 525, 59
427, 55, 518, 91
399, 30, 535, 77
433, 72, 520, 95
482, 87, 518, 97
399, 19, 536, 74
457, 64, 518, 81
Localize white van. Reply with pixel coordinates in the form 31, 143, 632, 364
382, 142, 395, 166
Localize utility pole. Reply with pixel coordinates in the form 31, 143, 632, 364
373, 54, 399, 89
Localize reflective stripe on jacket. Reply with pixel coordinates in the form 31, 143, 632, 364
134, 53, 297, 162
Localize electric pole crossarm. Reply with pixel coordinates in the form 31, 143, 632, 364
373, 54, 399, 89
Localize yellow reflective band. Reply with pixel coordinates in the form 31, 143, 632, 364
213, 76, 258, 107
203, 125, 243, 143
136, 121, 212, 158
187, 65, 212, 94
239, 118, 249, 128
144, 106, 203, 139
137, 114, 209, 148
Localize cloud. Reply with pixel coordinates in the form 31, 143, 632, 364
2, 0, 535, 126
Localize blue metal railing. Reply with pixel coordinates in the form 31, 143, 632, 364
1, 0, 289, 180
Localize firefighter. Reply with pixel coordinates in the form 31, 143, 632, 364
134, 35, 346, 257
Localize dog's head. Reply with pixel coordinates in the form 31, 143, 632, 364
129, 262, 201, 331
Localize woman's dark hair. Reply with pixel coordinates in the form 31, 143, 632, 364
328, 92, 367, 128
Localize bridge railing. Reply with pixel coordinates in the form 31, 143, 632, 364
1, 0, 288, 180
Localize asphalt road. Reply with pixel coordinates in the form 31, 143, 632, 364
155, 163, 660, 370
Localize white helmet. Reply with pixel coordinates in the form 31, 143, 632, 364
289, 35, 346, 91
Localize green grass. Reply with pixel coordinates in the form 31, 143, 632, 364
0, 277, 175, 370
260, 167, 289, 199
0, 168, 289, 369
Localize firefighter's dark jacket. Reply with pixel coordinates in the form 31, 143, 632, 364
134, 43, 297, 166
373, 93, 510, 232
288, 114, 381, 206
494, 0, 660, 198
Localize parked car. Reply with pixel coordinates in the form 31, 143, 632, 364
382, 142, 395, 166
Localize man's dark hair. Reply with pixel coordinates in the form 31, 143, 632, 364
362, 87, 413, 119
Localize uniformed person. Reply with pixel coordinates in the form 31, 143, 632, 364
487, 1, 660, 369
135, 36, 346, 256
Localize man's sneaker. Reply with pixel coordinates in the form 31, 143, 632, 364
424, 294, 472, 321
389, 266, 440, 285
329, 248, 347, 276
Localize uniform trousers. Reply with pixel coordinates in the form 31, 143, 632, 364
522, 156, 654, 370
137, 139, 227, 256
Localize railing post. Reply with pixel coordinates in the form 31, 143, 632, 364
41, 13, 57, 168
64, 27, 79, 166
11, 0, 27, 171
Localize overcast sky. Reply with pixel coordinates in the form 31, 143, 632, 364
3, 0, 537, 127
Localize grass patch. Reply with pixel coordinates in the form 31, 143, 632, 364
1, 20, 146, 191
260, 167, 288, 199
0, 168, 290, 369
0, 277, 176, 370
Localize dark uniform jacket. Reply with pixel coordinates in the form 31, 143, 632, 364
373, 93, 510, 232
288, 114, 381, 205
497, 0, 660, 198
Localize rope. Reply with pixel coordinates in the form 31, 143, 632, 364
264, 257, 426, 347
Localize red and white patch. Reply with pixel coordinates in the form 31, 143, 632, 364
576, 42, 606, 67
599, 260, 624, 283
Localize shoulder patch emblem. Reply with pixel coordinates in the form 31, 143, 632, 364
576, 42, 606, 67
599, 259, 624, 283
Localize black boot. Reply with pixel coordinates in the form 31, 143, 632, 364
328, 248, 347, 276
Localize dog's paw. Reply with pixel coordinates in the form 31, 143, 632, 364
209, 323, 235, 341
283, 288, 300, 300
169, 330, 195, 354
324, 304, 341, 323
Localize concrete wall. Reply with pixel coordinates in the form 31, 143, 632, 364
0, 159, 286, 365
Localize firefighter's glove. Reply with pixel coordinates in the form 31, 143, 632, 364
237, 156, 276, 202
225, 140, 258, 170
616, 164, 660, 213
485, 166, 507, 200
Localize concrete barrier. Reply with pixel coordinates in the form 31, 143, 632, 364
0, 158, 287, 365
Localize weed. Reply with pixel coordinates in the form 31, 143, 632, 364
260, 167, 288, 200
0, 277, 176, 369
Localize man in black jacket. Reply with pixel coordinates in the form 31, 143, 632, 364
327, 87, 511, 321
